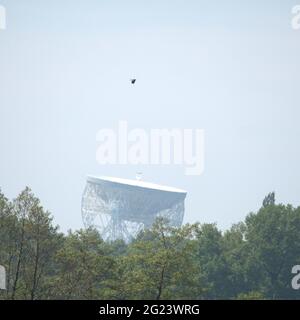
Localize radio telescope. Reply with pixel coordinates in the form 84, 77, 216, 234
81, 176, 187, 242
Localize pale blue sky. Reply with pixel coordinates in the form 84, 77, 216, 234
0, 0, 299, 232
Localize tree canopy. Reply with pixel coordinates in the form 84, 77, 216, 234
0, 187, 300, 300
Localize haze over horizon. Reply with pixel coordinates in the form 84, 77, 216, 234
0, 0, 300, 232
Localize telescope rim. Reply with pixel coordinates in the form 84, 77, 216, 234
86, 175, 187, 194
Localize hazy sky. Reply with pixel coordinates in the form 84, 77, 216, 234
0, 0, 300, 232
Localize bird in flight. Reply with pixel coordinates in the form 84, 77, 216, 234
130, 79, 136, 84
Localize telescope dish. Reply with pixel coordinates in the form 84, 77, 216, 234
81, 176, 187, 242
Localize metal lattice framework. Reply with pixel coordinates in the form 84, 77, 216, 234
81, 176, 187, 242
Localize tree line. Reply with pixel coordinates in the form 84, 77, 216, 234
0, 187, 300, 300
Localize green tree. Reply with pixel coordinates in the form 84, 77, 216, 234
236, 291, 265, 300
262, 192, 275, 207
22, 203, 62, 299
244, 202, 300, 299
2, 187, 300, 300
194, 223, 232, 299
52, 229, 116, 299
0, 188, 62, 300
118, 218, 203, 299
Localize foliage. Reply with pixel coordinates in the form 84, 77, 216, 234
1, 188, 300, 300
